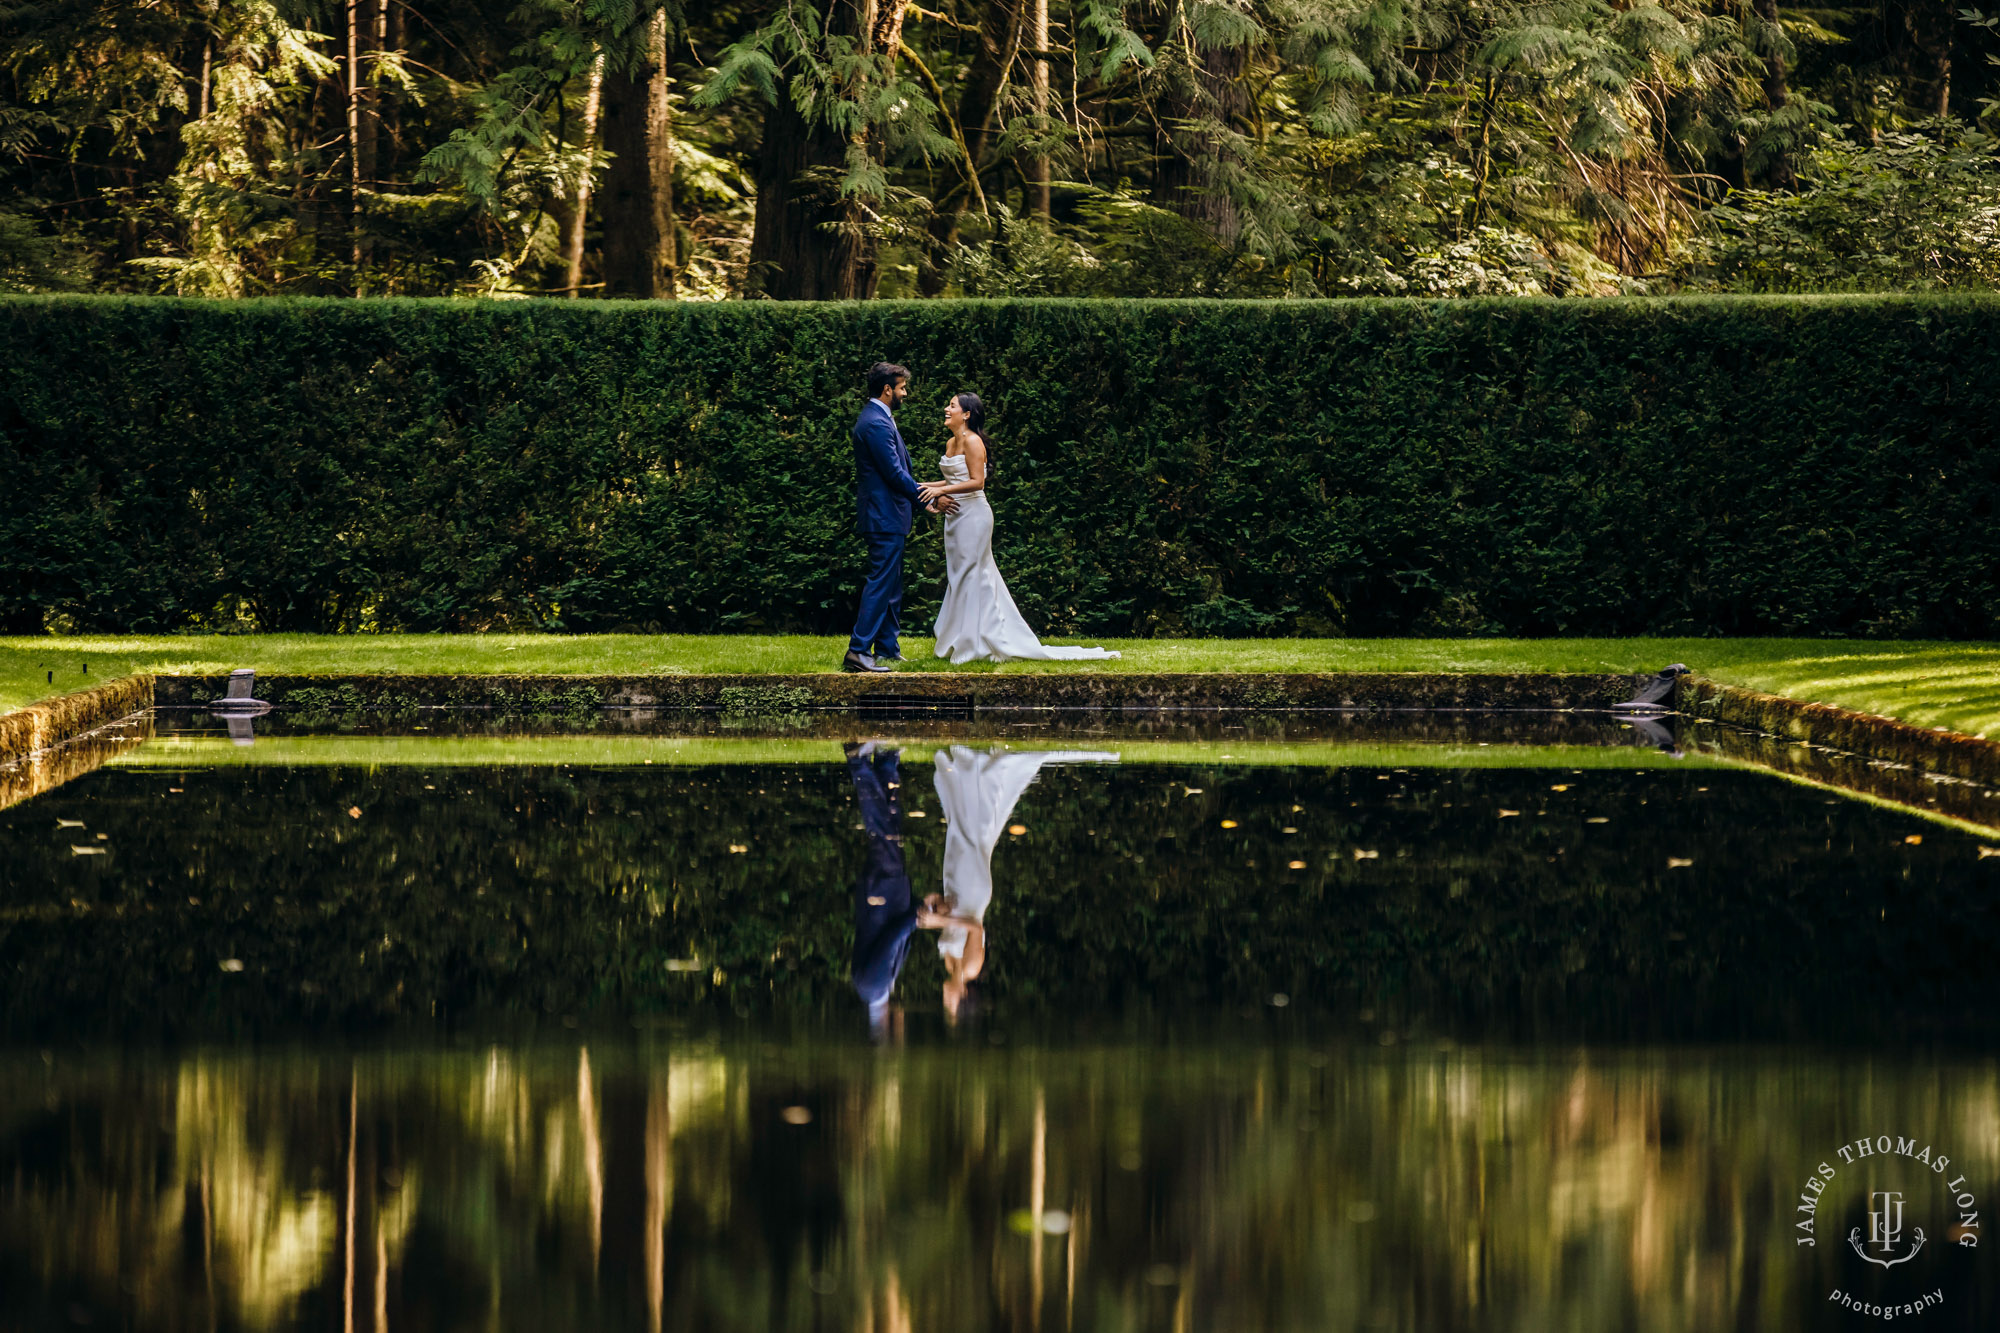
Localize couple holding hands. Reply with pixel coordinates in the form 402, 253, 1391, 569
841, 361, 1119, 672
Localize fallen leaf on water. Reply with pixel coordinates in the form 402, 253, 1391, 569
1668, 857, 1694, 868
1497, 810, 1521, 818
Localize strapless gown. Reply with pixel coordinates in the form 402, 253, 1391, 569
930, 745, 1119, 960
931, 453, 1121, 665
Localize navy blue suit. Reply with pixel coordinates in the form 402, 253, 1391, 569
849, 748, 916, 1037
850, 398, 928, 657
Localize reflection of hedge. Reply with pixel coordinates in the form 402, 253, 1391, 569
4, 293, 1998, 637
4, 761, 1995, 1039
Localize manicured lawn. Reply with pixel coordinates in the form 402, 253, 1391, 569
110, 734, 1718, 771
6, 634, 1999, 739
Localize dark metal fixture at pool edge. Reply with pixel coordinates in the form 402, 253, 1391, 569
1611, 664, 1690, 716
208, 669, 271, 714
208, 669, 270, 746
208, 669, 271, 717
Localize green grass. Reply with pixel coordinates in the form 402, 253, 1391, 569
108, 734, 1719, 771
6, 634, 1999, 739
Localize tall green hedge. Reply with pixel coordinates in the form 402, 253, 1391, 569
3, 294, 1997, 638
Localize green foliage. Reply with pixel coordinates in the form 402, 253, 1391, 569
2, 293, 1998, 640
4, 0, 2000, 297
1686, 123, 2000, 291
0, 209, 87, 292
718, 684, 815, 716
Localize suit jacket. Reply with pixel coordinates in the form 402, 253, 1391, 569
852, 398, 927, 535
849, 751, 916, 1020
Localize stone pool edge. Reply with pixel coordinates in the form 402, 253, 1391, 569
0, 675, 156, 811
148, 671, 1648, 714
0, 673, 153, 763
1679, 675, 2000, 786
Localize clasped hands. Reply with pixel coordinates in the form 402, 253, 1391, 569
919, 481, 960, 515
916, 893, 976, 931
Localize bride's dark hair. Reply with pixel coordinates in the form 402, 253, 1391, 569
953, 391, 988, 444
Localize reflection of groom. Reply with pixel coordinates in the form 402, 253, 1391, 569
847, 741, 916, 1040
843, 362, 955, 674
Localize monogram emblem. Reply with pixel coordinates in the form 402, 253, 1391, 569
1848, 1191, 1927, 1269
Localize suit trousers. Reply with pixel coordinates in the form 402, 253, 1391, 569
850, 529, 908, 656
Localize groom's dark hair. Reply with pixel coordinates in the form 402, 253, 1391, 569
867, 362, 910, 397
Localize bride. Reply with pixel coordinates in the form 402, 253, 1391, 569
917, 745, 1119, 1023
916, 393, 1121, 665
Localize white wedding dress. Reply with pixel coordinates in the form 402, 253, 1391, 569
930, 746, 1119, 962
931, 453, 1121, 664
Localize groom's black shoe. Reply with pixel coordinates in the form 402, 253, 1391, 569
842, 650, 891, 674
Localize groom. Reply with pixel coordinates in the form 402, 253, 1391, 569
844, 362, 954, 673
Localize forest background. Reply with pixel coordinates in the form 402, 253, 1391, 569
4, 0, 2000, 301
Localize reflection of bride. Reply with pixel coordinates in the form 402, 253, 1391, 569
917, 745, 1119, 1021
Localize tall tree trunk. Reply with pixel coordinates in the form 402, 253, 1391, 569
357, 0, 380, 184
344, 0, 364, 289
1751, 0, 1795, 188
1896, 0, 1954, 115
380, 0, 403, 179
1149, 41, 1248, 244
599, 8, 676, 298
565, 55, 607, 297
746, 0, 879, 299
917, 0, 1017, 296
1027, 0, 1050, 217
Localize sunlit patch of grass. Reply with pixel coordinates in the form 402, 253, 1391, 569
5, 634, 1998, 739
109, 735, 1720, 770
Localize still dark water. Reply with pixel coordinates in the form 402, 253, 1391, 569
1, 718, 1997, 1331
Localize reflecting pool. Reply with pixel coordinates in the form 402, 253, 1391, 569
1, 715, 1996, 1330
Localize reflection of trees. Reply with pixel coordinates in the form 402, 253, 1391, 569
1, 1047, 1994, 1331
5, 763, 1997, 1041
